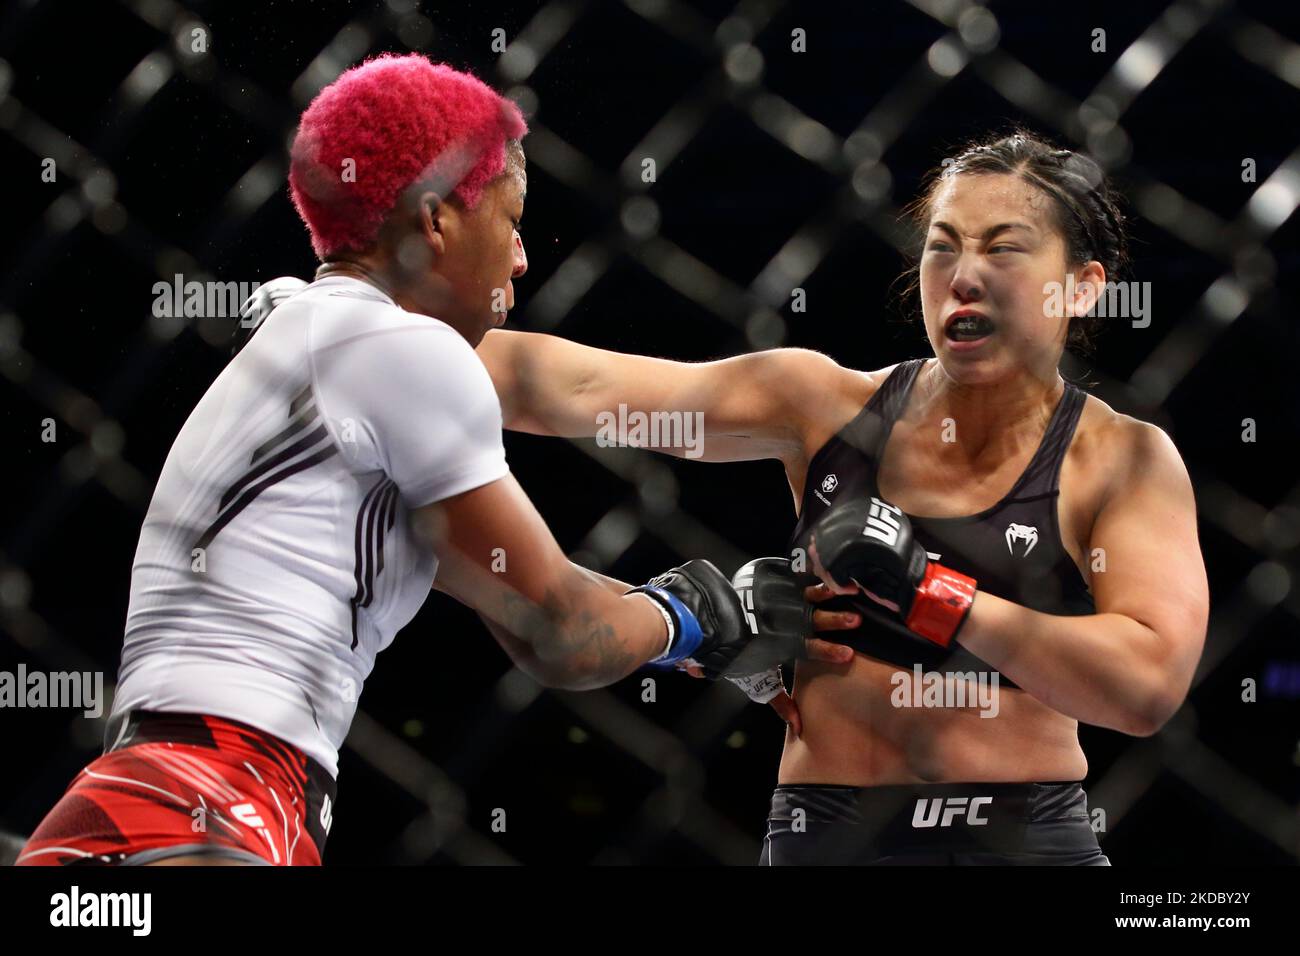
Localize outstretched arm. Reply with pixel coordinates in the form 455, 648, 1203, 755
477, 329, 858, 464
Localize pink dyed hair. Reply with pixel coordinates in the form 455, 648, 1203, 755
288, 54, 528, 259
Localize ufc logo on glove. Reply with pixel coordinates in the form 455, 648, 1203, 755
862, 498, 903, 546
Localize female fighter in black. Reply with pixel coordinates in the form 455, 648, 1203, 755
475, 130, 1209, 864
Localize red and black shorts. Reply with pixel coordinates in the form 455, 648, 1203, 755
16, 710, 336, 866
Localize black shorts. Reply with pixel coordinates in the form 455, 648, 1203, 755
759, 781, 1110, 865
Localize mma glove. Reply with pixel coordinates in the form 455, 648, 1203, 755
723, 557, 816, 704
811, 495, 977, 648
629, 557, 812, 683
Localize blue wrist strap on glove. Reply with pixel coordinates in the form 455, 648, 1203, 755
638, 586, 704, 664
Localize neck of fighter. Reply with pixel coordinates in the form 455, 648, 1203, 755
315, 254, 476, 345
916, 358, 1066, 459
315, 258, 396, 296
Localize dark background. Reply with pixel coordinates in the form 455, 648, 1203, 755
1, 0, 1297, 864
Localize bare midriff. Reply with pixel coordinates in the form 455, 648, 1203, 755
778, 653, 1088, 785
779, 360, 1111, 787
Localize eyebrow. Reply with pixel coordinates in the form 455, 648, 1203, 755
929, 221, 1034, 241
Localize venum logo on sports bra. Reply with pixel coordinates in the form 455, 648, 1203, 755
1005, 522, 1039, 557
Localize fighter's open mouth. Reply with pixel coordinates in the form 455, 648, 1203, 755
945, 312, 995, 341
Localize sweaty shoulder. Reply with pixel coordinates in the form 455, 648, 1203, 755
1090, 399, 1188, 507
783, 352, 896, 468
1061, 390, 1182, 538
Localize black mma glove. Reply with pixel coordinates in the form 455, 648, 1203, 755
628, 559, 749, 679
811, 496, 977, 648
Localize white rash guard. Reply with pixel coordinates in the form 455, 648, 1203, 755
109, 276, 508, 777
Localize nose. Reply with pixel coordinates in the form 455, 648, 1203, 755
949, 254, 983, 303
511, 229, 528, 278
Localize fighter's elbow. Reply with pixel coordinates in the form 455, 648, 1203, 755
1128, 688, 1183, 737
1125, 711, 1163, 738
521, 658, 603, 691
509, 653, 585, 690
518, 625, 610, 690
1116, 620, 1194, 737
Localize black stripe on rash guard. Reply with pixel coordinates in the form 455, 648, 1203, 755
349, 478, 396, 650
195, 430, 337, 551
250, 399, 317, 467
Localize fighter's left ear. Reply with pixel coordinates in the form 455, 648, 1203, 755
1069, 260, 1106, 318
416, 190, 448, 258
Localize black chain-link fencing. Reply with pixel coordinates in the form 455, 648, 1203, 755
1, 0, 1297, 864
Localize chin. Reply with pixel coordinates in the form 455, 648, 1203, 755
933, 347, 1012, 385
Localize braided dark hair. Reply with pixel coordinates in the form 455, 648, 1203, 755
896, 128, 1131, 358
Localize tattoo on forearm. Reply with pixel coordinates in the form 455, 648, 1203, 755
496, 585, 639, 684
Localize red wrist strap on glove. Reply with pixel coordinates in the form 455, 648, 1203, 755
904, 562, 978, 647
